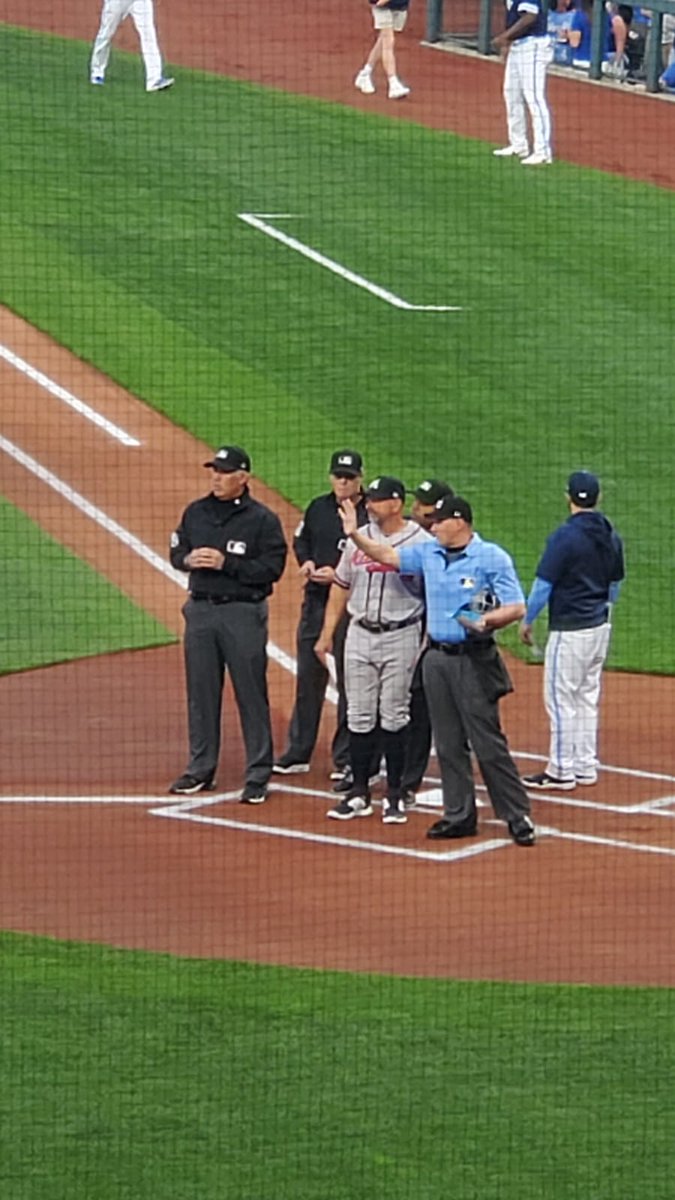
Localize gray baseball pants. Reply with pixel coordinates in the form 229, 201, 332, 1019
345, 621, 422, 733
182, 597, 273, 788
422, 645, 530, 827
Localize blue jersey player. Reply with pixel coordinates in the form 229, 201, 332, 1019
492, 0, 553, 165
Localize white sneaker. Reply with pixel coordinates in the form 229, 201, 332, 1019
493, 145, 528, 158
355, 69, 375, 95
146, 77, 175, 92
388, 78, 410, 100
521, 151, 553, 166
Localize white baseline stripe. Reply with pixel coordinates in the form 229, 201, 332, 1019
0, 434, 311, 683
149, 801, 510, 862
238, 213, 463, 312
0, 342, 140, 446
538, 824, 675, 858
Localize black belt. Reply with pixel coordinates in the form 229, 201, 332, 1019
190, 592, 258, 605
428, 637, 494, 655
356, 615, 422, 634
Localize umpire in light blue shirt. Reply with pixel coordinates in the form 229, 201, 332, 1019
339, 493, 535, 846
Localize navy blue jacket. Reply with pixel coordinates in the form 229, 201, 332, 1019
536, 511, 625, 630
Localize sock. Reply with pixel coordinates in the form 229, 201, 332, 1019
382, 727, 407, 794
349, 729, 379, 791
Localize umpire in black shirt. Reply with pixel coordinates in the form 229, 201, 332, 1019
274, 450, 368, 778
169, 445, 287, 803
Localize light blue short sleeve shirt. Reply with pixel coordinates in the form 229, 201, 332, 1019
397, 532, 525, 643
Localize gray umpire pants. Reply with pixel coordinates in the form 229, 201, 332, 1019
422, 644, 530, 827
182, 597, 273, 789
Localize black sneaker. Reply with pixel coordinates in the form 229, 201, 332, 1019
401, 789, 417, 810
509, 815, 536, 846
326, 792, 373, 820
240, 785, 268, 805
523, 771, 575, 791
426, 816, 477, 840
329, 765, 349, 781
272, 759, 310, 775
382, 796, 407, 825
168, 773, 215, 795
332, 767, 354, 793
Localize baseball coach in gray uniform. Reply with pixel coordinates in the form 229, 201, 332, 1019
339, 492, 535, 845
168, 446, 287, 803
315, 476, 431, 825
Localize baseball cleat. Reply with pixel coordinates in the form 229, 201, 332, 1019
493, 145, 528, 157
521, 151, 553, 166
147, 77, 175, 92
523, 771, 575, 791
327, 793, 373, 820
575, 773, 598, 786
382, 796, 407, 825
90, 75, 105, 86
240, 785, 268, 804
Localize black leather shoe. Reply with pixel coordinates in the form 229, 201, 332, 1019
509, 816, 536, 846
426, 817, 477, 840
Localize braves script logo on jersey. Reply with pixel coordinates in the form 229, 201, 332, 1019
353, 549, 397, 574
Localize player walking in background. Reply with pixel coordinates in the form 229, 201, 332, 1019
273, 450, 368, 780
354, 0, 411, 100
492, 0, 553, 166
340, 493, 535, 846
90, 0, 174, 91
315, 477, 431, 825
168, 446, 287, 803
519, 471, 625, 790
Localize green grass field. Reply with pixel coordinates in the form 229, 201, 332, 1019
0, 495, 174, 672
1, 932, 673, 1200
2, 26, 675, 670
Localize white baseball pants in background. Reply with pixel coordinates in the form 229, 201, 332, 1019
503, 36, 553, 158
91, 0, 164, 90
543, 623, 612, 780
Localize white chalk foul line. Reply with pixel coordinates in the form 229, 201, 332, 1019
0, 341, 140, 446
0, 433, 302, 683
237, 213, 463, 312
149, 792, 509, 862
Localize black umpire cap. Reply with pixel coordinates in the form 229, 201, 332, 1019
330, 449, 363, 477
433, 494, 473, 524
413, 479, 454, 505
365, 476, 406, 501
204, 445, 251, 472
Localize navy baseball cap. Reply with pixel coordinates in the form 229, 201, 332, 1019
204, 445, 251, 473
433, 495, 473, 524
330, 449, 363, 477
413, 479, 454, 505
366, 476, 406, 501
567, 471, 599, 507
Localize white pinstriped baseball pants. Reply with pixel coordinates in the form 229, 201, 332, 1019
503, 36, 553, 158
544, 623, 612, 780
90, 0, 164, 90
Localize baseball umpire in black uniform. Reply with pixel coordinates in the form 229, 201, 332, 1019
169, 445, 287, 803
273, 450, 368, 778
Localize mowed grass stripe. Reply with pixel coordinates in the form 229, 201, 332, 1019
1, 27, 674, 669
1, 931, 673, 1200
0, 495, 174, 672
